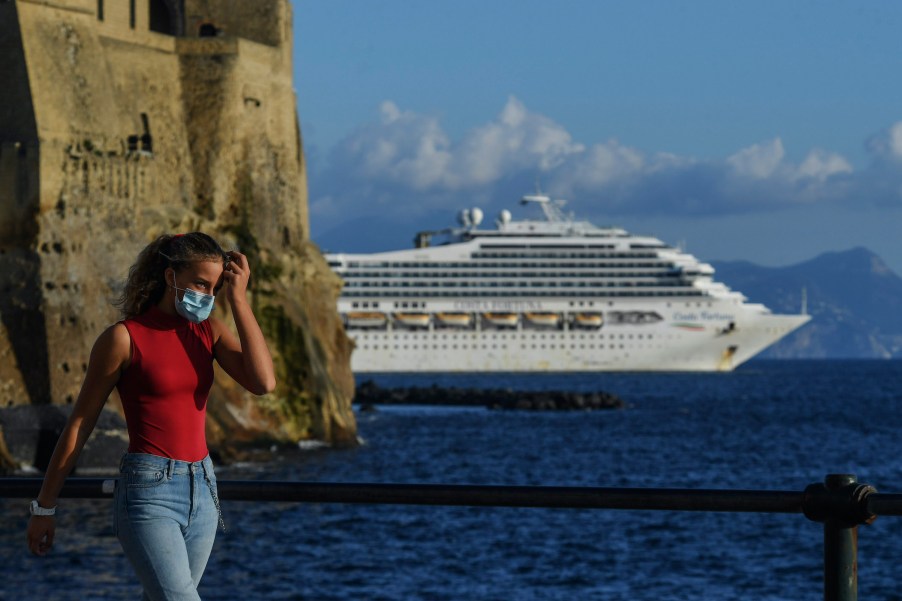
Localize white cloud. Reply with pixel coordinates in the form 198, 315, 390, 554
727, 138, 785, 179
448, 96, 585, 186
326, 96, 584, 195
795, 149, 853, 182
549, 141, 644, 195
867, 121, 902, 162
379, 100, 402, 123
312, 97, 878, 229
337, 101, 453, 190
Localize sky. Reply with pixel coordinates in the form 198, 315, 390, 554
292, 1, 902, 273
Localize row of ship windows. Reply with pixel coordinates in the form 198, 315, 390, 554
473, 233, 631, 237
345, 280, 691, 289
345, 281, 694, 289
339, 259, 671, 269
358, 333, 653, 340
478, 243, 667, 250
343, 290, 707, 298
471, 252, 661, 259
356, 301, 718, 310
478, 244, 620, 249
341, 270, 683, 280
364, 327, 792, 339
477, 243, 666, 249
358, 344, 630, 351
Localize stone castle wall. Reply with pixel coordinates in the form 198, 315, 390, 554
0, 0, 356, 469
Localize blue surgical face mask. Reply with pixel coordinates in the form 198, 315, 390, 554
170, 275, 215, 323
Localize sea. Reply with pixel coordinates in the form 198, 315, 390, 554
4, 359, 902, 600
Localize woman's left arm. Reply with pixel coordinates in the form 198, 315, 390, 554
212, 251, 276, 395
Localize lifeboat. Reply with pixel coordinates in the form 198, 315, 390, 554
393, 313, 431, 328
435, 312, 472, 327
482, 313, 519, 328
572, 312, 603, 329
345, 312, 387, 328
524, 312, 561, 328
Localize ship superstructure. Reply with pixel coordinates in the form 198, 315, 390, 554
325, 195, 810, 372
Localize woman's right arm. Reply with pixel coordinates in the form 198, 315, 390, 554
26, 323, 131, 556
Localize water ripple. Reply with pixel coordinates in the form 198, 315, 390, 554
4, 361, 902, 599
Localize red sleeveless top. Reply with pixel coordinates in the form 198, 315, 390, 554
116, 305, 215, 461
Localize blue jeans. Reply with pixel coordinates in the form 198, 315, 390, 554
114, 453, 223, 601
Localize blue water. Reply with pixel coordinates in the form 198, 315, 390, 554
4, 360, 902, 600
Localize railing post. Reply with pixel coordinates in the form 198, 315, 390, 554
823, 475, 859, 601
803, 474, 877, 601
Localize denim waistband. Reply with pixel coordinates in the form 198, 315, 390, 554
119, 452, 214, 477
118, 452, 225, 531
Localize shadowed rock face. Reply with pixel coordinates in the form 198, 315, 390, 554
0, 0, 356, 470
0, 405, 128, 473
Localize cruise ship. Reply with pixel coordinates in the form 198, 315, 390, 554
325, 194, 810, 372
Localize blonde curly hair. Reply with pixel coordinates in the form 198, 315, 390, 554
115, 232, 228, 318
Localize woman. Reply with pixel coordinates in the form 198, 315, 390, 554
26, 232, 276, 600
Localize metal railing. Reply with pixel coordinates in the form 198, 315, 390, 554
4, 473, 900, 601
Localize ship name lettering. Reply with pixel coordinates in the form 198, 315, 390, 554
674, 311, 735, 321
700, 311, 735, 321
672, 312, 698, 321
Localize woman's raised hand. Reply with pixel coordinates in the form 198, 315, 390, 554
222, 251, 251, 305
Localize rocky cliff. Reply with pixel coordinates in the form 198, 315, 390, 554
0, 0, 356, 470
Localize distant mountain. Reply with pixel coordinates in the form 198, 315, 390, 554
711, 247, 902, 358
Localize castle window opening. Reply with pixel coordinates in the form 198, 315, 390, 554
149, 0, 174, 35
198, 22, 218, 37
139, 113, 153, 155
129, 0, 135, 29
97, 0, 103, 21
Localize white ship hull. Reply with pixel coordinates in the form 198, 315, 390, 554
346, 300, 810, 373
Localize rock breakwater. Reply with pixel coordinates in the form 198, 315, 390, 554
355, 380, 624, 411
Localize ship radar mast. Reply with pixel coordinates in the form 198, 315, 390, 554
520, 194, 571, 223
457, 208, 484, 229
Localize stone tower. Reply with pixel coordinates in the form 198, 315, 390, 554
0, 0, 356, 467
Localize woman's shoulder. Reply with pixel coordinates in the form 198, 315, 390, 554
87, 322, 132, 369
97, 322, 131, 350
207, 315, 226, 336
202, 316, 224, 348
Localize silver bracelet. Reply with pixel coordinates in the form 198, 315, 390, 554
29, 500, 56, 516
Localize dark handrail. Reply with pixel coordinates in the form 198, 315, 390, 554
0, 478, 806, 512
1, 474, 890, 601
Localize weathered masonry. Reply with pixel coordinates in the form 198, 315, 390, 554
0, 0, 356, 467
